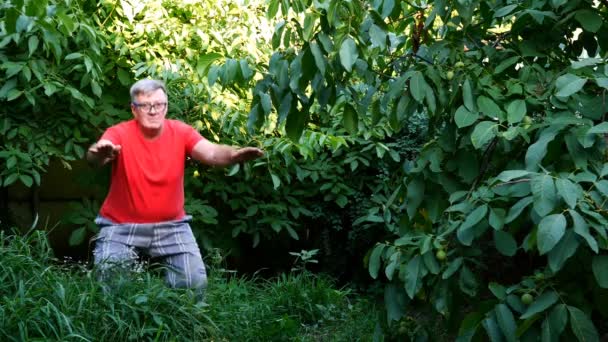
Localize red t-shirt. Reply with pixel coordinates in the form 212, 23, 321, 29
99, 119, 204, 223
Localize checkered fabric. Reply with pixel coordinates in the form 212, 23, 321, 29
92, 215, 207, 290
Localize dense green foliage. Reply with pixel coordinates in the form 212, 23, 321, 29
250, 0, 608, 340
4, 0, 608, 340
0, 231, 377, 341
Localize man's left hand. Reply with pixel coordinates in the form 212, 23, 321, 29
232, 147, 264, 163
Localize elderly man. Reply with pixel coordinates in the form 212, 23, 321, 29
86, 79, 263, 293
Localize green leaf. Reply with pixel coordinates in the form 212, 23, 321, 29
459, 265, 478, 297
405, 255, 424, 298
471, 121, 497, 149
477, 96, 502, 120
506, 196, 533, 223
384, 283, 407, 322
270, 173, 281, 189
5, 8, 18, 33
339, 37, 358, 72
572, 58, 602, 69
6, 156, 17, 169
494, 4, 518, 17
369, 24, 387, 49
588, 122, 608, 134
91, 80, 102, 98
595, 180, 608, 198
489, 208, 506, 230
381, 0, 395, 17
368, 244, 385, 279
197, 53, 222, 77
286, 226, 299, 240
454, 105, 479, 128
507, 100, 526, 124
463, 79, 475, 111
489, 283, 507, 300
65, 52, 83, 60
595, 77, 608, 90
531, 174, 557, 217
494, 230, 517, 256
406, 177, 425, 219
495, 170, 531, 182
409, 71, 428, 103
302, 12, 317, 41
495, 304, 517, 342
267, 0, 279, 18
575, 10, 603, 33
555, 74, 587, 97
28, 36, 39, 57
495, 56, 519, 74
6, 89, 23, 101
592, 255, 608, 288
442, 257, 463, 279
568, 306, 599, 342
239, 60, 253, 80
309, 42, 326, 75
460, 205, 488, 231
278, 92, 293, 123
457, 205, 488, 245
69, 227, 87, 246
19, 174, 33, 187
525, 127, 560, 171
548, 230, 579, 272
3, 173, 19, 187
0, 79, 16, 98
537, 214, 566, 255
570, 210, 598, 253
422, 251, 440, 274
521, 291, 559, 319
555, 178, 579, 209
343, 103, 358, 134
542, 305, 568, 342
227, 164, 240, 176
222, 58, 239, 83
260, 93, 272, 114
482, 314, 503, 342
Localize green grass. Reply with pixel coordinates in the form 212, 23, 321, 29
0, 231, 378, 341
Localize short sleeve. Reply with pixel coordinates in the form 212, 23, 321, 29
181, 122, 205, 154
100, 125, 122, 145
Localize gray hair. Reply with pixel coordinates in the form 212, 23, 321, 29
130, 79, 167, 102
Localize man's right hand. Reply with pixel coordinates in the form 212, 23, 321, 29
87, 139, 122, 165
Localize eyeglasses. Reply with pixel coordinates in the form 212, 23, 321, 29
132, 102, 168, 112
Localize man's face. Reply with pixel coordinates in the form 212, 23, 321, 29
131, 89, 168, 133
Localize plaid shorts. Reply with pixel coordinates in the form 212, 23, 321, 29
92, 215, 207, 290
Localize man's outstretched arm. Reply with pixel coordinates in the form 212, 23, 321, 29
190, 139, 263, 167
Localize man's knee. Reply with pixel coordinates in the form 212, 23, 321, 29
169, 268, 207, 289
164, 249, 207, 289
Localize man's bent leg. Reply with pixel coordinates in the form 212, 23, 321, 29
163, 250, 208, 290
93, 231, 139, 281
149, 219, 208, 295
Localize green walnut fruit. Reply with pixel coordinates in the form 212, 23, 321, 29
522, 116, 532, 129
446, 71, 454, 80
436, 249, 447, 261
521, 293, 534, 305
455, 61, 465, 68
